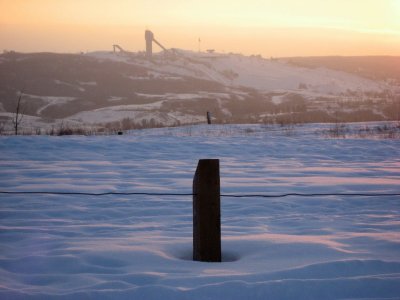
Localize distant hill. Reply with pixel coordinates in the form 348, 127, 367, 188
283, 56, 400, 82
0, 51, 399, 134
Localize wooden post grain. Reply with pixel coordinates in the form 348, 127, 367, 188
193, 159, 221, 262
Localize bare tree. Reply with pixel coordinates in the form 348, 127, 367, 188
12, 92, 24, 135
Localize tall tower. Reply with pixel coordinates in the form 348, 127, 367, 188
145, 30, 154, 59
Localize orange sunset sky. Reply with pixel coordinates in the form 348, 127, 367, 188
1, 0, 400, 57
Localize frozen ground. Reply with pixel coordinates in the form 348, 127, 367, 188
1, 123, 400, 299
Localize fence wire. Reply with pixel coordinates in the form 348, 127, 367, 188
0, 191, 399, 198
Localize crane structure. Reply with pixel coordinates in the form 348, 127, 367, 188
145, 30, 168, 59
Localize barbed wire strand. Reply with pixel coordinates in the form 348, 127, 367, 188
0, 191, 399, 198
0, 191, 193, 196
220, 193, 400, 198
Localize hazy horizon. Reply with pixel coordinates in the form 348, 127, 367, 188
1, 0, 400, 57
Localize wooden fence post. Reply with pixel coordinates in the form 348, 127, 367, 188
193, 159, 221, 262
207, 111, 212, 125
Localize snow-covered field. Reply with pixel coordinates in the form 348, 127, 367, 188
1, 124, 400, 299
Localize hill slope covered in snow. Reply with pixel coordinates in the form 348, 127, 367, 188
0, 51, 399, 133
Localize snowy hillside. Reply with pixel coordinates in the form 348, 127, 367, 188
88, 50, 386, 94
1, 123, 400, 299
0, 51, 399, 133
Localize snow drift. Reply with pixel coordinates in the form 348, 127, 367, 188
1, 123, 400, 299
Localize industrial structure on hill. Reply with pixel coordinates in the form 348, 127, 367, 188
145, 30, 169, 59
113, 30, 171, 59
